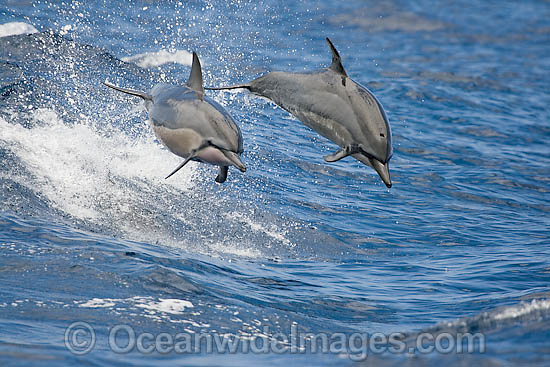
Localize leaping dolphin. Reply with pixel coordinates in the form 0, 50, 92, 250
208, 38, 393, 188
104, 52, 246, 183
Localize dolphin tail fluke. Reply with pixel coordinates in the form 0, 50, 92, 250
103, 81, 152, 101
221, 150, 246, 172
205, 84, 251, 91
326, 38, 347, 77
215, 166, 229, 183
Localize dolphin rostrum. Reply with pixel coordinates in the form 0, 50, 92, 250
207, 38, 393, 187
104, 52, 246, 183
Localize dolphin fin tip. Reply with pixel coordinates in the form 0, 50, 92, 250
188, 51, 204, 97
326, 37, 347, 77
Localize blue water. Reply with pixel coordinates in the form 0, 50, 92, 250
1, 0, 549, 365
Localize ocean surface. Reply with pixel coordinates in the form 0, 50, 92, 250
1, 0, 549, 366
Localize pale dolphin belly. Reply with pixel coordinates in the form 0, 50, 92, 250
196, 147, 235, 166
150, 123, 202, 158
151, 123, 234, 167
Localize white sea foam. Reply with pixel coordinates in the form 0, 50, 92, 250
134, 298, 194, 314
78, 296, 196, 324
0, 110, 273, 259
227, 211, 293, 247
203, 238, 262, 258
122, 50, 193, 68
441, 298, 550, 331
1, 108, 289, 259
0, 22, 38, 38
493, 299, 550, 321
80, 298, 116, 308
78, 296, 194, 312
0, 109, 196, 222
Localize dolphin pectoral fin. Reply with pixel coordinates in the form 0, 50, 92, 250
165, 154, 195, 179
103, 81, 152, 101
187, 52, 204, 99
221, 150, 246, 172
215, 166, 229, 183
326, 38, 348, 77
165, 140, 211, 179
323, 146, 358, 162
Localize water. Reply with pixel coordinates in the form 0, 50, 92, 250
1, 0, 549, 365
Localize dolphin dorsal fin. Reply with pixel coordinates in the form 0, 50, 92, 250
326, 38, 347, 77
187, 52, 204, 99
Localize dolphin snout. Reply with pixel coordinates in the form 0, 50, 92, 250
370, 158, 392, 188
222, 150, 246, 172
232, 155, 247, 173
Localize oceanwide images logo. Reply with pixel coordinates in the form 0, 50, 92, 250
64, 322, 485, 360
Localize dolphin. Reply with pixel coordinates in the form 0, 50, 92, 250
207, 38, 393, 187
103, 52, 246, 183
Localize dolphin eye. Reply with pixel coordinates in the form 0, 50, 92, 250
380, 133, 385, 137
